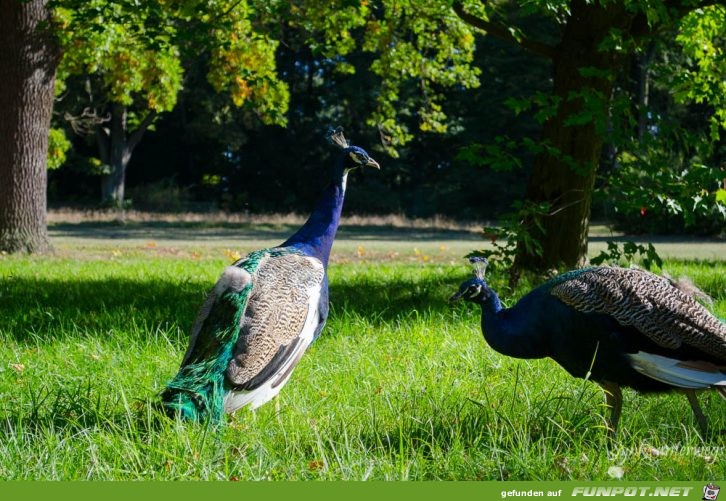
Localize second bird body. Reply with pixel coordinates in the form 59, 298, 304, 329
452, 263, 726, 434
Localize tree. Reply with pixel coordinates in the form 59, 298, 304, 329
55, 0, 289, 207
450, 0, 725, 272
0, 0, 60, 253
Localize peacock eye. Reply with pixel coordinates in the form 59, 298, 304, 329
349, 152, 366, 165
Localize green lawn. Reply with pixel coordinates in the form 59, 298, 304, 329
1, 220, 725, 480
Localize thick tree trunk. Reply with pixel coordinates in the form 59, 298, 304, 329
514, 1, 635, 272
0, 0, 59, 253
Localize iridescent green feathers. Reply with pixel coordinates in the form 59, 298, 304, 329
161, 281, 251, 422
161, 247, 308, 421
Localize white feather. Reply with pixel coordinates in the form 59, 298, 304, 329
223, 285, 321, 412
628, 351, 726, 389
215, 266, 251, 294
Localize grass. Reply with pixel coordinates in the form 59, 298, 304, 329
0, 219, 725, 480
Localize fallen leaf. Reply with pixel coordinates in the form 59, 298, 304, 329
643, 445, 661, 457
224, 249, 242, 262
308, 459, 324, 471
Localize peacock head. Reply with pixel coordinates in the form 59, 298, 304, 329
328, 126, 380, 172
449, 257, 494, 303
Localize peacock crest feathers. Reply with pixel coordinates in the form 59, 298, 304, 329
549, 266, 726, 359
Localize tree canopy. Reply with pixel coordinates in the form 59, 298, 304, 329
2, 0, 723, 263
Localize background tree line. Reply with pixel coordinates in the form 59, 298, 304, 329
1, 0, 724, 272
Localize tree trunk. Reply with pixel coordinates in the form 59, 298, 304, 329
514, 1, 635, 272
99, 105, 155, 208
0, 0, 59, 253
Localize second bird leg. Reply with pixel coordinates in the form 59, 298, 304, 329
599, 381, 623, 436
683, 389, 709, 436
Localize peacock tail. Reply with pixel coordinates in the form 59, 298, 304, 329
547, 266, 726, 359
161, 247, 305, 422
161, 284, 251, 422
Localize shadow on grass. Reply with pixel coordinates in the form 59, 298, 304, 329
328, 273, 470, 325
0, 276, 204, 344
1, 271, 472, 344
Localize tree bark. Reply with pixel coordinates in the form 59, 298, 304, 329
99, 105, 156, 207
0, 0, 59, 253
514, 1, 636, 272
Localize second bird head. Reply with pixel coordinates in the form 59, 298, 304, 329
449, 257, 492, 303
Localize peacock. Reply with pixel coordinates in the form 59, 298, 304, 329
450, 258, 726, 435
161, 127, 380, 421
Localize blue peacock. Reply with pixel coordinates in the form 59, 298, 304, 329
450, 258, 726, 434
161, 127, 379, 421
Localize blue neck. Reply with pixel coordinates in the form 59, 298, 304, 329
281, 169, 347, 267
477, 291, 545, 359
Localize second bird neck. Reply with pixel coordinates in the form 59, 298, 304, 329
478, 293, 546, 359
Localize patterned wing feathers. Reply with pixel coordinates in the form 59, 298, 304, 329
550, 267, 726, 359
226, 253, 325, 388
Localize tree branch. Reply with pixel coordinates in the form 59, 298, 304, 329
127, 110, 158, 153
452, 1, 556, 60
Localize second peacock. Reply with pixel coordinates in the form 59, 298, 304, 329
161, 128, 379, 422
450, 258, 726, 435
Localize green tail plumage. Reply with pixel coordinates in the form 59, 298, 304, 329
161, 247, 303, 422
161, 283, 252, 422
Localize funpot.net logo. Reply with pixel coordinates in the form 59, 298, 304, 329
571, 487, 694, 497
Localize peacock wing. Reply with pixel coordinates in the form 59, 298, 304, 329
226, 252, 326, 391
179, 265, 253, 367
549, 267, 726, 360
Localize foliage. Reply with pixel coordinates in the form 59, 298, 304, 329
590, 241, 662, 270
53, 2, 182, 113
466, 200, 549, 271
206, 17, 288, 125
671, 5, 726, 140
361, 0, 481, 154
53, 0, 289, 120
604, 145, 726, 235
601, 5, 726, 237
47, 129, 71, 170
44, 0, 726, 245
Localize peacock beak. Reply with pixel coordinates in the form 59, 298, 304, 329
365, 157, 380, 169
448, 290, 464, 302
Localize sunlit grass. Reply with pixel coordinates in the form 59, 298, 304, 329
0, 239, 724, 480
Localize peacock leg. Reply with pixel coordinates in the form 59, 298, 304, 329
683, 390, 708, 436
599, 381, 622, 435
